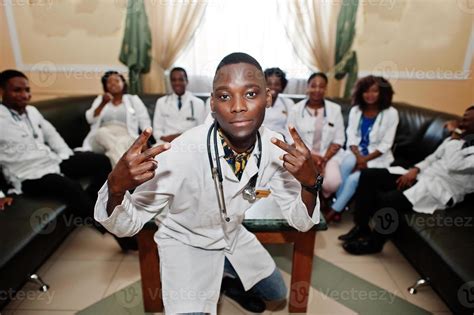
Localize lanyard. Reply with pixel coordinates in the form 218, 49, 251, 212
301, 102, 326, 119
8, 108, 39, 139
206, 121, 262, 222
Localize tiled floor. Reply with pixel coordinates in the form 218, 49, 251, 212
3, 217, 452, 314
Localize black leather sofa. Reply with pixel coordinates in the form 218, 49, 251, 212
0, 94, 471, 313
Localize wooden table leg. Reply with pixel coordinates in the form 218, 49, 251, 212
289, 231, 316, 313
137, 229, 163, 312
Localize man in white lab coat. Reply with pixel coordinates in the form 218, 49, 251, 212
153, 67, 207, 144
94, 53, 322, 314
339, 106, 474, 255
0, 70, 137, 251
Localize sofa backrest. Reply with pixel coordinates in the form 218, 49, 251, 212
32, 94, 461, 166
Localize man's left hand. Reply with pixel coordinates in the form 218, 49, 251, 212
272, 126, 320, 186
0, 197, 13, 211
396, 167, 419, 190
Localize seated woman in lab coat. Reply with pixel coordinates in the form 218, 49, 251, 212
288, 72, 346, 200
82, 71, 151, 166
325, 75, 399, 223
262, 67, 294, 140
339, 106, 474, 255
94, 52, 322, 314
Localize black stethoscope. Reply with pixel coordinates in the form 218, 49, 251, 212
168, 95, 195, 121
8, 108, 39, 139
356, 111, 384, 140
206, 120, 262, 222
301, 100, 327, 119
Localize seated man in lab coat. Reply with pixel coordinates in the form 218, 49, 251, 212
339, 106, 474, 255
153, 67, 207, 144
95, 52, 322, 314
0, 69, 136, 251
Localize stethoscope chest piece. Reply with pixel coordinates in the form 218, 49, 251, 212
242, 186, 257, 202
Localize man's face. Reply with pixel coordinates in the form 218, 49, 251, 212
170, 70, 187, 96
211, 63, 271, 143
459, 108, 474, 136
1, 77, 31, 111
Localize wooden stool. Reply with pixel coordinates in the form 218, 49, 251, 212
137, 218, 327, 313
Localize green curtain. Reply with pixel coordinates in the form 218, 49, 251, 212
334, 0, 359, 98
119, 0, 152, 94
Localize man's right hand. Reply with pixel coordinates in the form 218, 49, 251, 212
102, 92, 113, 104
0, 197, 13, 211
108, 128, 171, 196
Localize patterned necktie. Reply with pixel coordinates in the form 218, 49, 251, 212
177, 96, 182, 110
218, 129, 255, 181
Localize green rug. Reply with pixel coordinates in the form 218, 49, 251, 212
78, 245, 431, 315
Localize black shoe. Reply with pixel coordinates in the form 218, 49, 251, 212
221, 278, 266, 313
338, 225, 370, 242
114, 236, 138, 252
342, 237, 384, 255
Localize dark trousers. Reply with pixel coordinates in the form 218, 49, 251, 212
354, 168, 413, 238
22, 152, 111, 222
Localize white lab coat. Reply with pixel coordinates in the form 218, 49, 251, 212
263, 96, 294, 141
82, 94, 151, 150
0, 104, 73, 193
404, 138, 474, 214
94, 120, 320, 313
287, 99, 346, 161
346, 105, 399, 168
153, 91, 207, 144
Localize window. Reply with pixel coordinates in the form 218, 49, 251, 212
174, 0, 311, 94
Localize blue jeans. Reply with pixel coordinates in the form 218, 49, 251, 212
224, 257, 287, 301
181, 258, 287, 314
332, 152, 361, 212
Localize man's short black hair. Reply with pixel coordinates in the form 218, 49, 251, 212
467, 105, 474, 111
264, 67, 288, 91
170, 67, 188, 81
307, 72, 328, 85
0, 69, 28, 88
215, 52, 263, 74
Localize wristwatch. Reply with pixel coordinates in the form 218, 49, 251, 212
302, 174, 324, 195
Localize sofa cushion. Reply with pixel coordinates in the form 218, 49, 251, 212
0, 196, 65, 268
400, 201, 474, 283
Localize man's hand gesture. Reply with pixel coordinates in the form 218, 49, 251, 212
271, 126, 320, 187
108, 128, 170, 196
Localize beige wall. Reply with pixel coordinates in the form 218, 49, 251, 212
353, 0, 473, 116
1, 0, 472, 115
0, 1, 125, 101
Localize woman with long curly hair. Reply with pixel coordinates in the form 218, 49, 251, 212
326, 75, 399, 223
